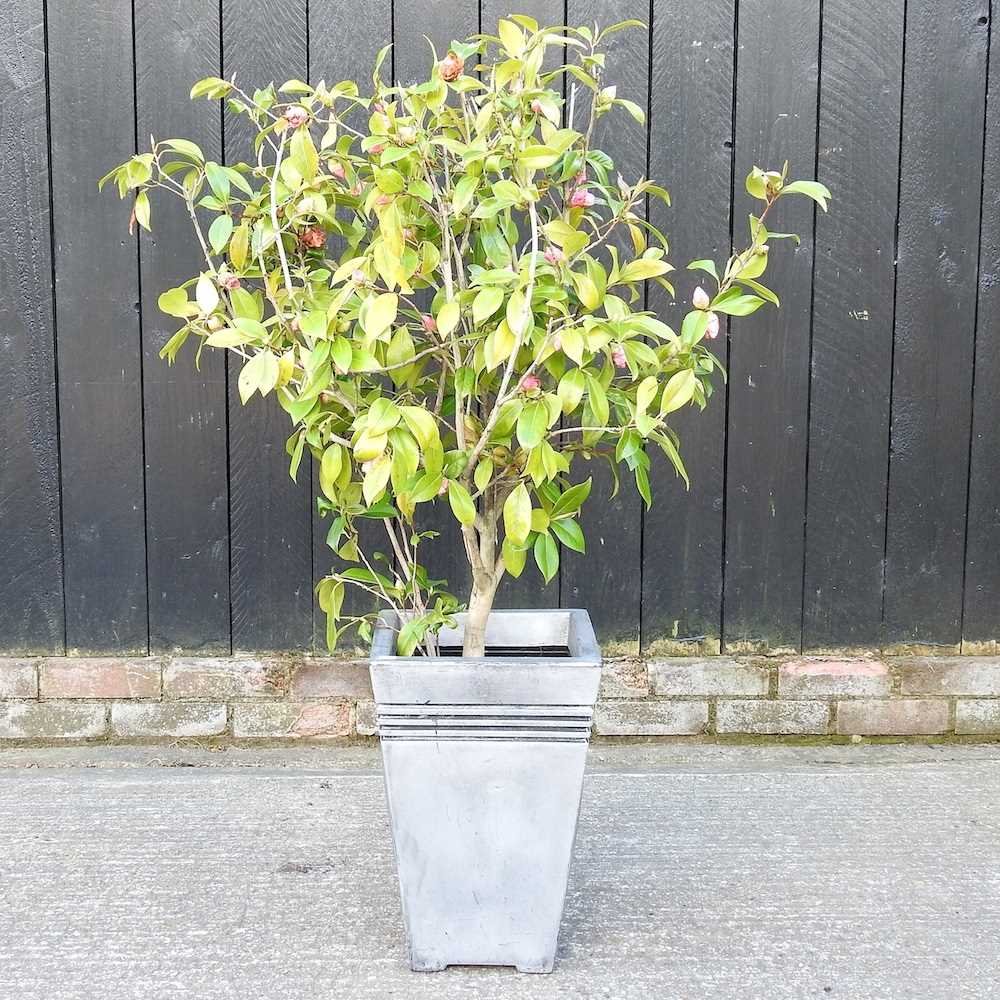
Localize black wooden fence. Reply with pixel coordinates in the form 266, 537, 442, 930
1, 0, 996, 656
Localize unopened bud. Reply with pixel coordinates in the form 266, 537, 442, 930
569, 188, 595, 209
439, 51, 465, 82
706, 312, 720, 340
611, 345, 628, 369
283, 105, 309, 128
692, 286, 711, 310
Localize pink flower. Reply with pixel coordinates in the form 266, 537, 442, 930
692, 285, 711, 310
330, 161, 346, 179
569, 188, 595, 209
370, 143, 386, 156
611, 345, 628, 369
530, 99, 543, 114
574, 170, 587, 185
706, 312, 720, 340
375, 194, 391, 206
220, 274, 241, 291
402, 227, 414, 241
351, 269, 366, 283
519, 373, 541, 392
543, 246, 564, 265
350, 182, 363, 197
283, 105, 309, 128
421, 314, 437, 333
373, 101, 387, 114
439, 51, 465, 82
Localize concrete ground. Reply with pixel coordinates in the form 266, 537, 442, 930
1, 745, 998, 1000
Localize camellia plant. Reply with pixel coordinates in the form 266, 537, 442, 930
102, 16, 829, 657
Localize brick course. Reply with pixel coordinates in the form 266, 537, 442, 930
1, 653, 999, 742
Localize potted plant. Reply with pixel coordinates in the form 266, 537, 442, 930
102, 14, 828, 972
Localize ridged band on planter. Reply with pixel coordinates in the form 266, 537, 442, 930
370, 609, 601, 974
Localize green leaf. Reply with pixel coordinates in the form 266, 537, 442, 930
447, 480, 477, 526
204, 161, 230, 202
712, 293, 765, 317
533, 531, 559, 584
453, 175, 478, 215
238, 350, 279, 403
659, 369, 697, 415
133, 191, 151, 231
319, 444, 344, 500
474, 457, 493, 493
436, 300, 461, 337
516, 399, 549, 449
503, 483, 532, 545
502, 537, 528, 578
208, 214, 233, 255
615, 98, 646, 125
362, 292, 398, 339
190, 77, 233, 100
163, 138, 205, 162
195, 272, 219, 314
550, 516, 585, 553
617, 258, 672, 283
472, 286, 504, 326
158, 287, 192, 319
781, 179, 832, 211
551, 477, 592, 519
687, 258, 719, 282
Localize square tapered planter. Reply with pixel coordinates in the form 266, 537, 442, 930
369, 608, 602, 973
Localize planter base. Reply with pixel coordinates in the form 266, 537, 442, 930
370, 609, 602, 973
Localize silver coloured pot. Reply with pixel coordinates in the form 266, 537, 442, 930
369, 608, 602, 973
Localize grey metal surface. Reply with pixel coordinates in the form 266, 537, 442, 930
371, 608, 601, 972
2, 746, 1000, 998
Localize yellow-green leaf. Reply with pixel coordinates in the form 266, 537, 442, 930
319, 444, 344, 501
196, 272, 219, 315
503, 482, 532, 545
436, 300, 461, 337
472, 286, 504, 326
447, 480, 477, 526
362, 292, 398, 339
659, 369, 697, 415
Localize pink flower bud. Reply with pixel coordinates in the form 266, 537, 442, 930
330, 161, 346, 179
439, 51, 465, 82
421, 314, 437, 333
574, 170, 587, 185
569, 188, 595, 209
551, 335, 562, 351
398, 125, 417, 144
402, 227, 414, 241
220, 274, 241, 291
611, 345, 628, 369
350, 182, 363, 197
370, 142, 386, 156
530, 99, 543, 114
692, 285, 711, 310
351, 269, 366, 283
283, 105, 309, 128
519, 373, 541, 393
706, 312, 720, 340
375, 194, 391, 206
543, 246, 564, 265
373, 101, 387, 114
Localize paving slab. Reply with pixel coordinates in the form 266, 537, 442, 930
0, 746, 998, 999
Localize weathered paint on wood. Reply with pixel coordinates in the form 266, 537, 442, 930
801, 0, 904, 650
48, 0, 148, 654
222, 0, 314, 651
135, 1, 231, 653
0, 0, 63, 653
723, 0, 820, 653
1, 1, 998, 656
960, 6, 998, 647
883, 0, 989, 647
642, 0, 736, 653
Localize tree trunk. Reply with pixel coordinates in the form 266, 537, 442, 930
462, 576, 499, 657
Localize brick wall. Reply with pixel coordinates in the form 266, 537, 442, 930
2, 655, 1000, 743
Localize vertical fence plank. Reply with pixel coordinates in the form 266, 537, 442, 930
222, 0, 313, 651
0, 0, 63, 653
49, 0, 148, 654
392, 0, 480, 610
884, 0, 989, 650
801, 0, 904, 651
561, 0, 649, 654
642, 1, 735, 655
480, 0, 565, 611
722, 0, 819, 654
961, 8, 997, 650
308, 0, 393, 650
134, 2, 230, 653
